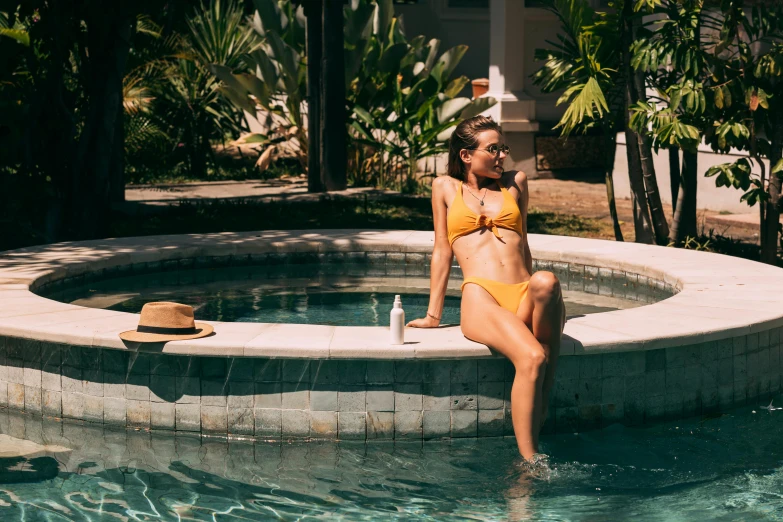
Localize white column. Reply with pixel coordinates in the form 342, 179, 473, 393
485, 0, 537, 132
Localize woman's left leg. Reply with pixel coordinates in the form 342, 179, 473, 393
516, 271, 566, 430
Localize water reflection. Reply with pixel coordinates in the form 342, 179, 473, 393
1, 401, 782, 520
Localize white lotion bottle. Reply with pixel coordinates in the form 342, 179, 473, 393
390, 294, 405, 345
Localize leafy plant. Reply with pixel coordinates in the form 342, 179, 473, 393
211, 0, 495, 193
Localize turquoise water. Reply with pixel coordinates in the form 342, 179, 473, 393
45, 265, 635, 326
1, 399, 783, 520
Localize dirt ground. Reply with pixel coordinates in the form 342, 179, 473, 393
528, 176, 760, 243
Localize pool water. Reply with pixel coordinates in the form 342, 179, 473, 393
45, 265, 643, 326
1, 397, 782, 520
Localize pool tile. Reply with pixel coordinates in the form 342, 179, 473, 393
254, 408, 281, 438
579, 355, 602, 380
310, 360, 339, 384
151, 402, 175, 430
394, 383, 423, 411
579, 405, 602, 431
701, 387, 719, 413
423, 410, 450, 439
478, 360, 506, 382
478, 410, 505, 437
577, 379, 601, 406
175, 403, 201, 432
423, 361, 451, 383
451, 410, 478, 438
103, 397, 125, 425
338, 412, 366, 439
366, 411, 394, 439
281, 382, 309, 409
61, 391, 83, 419
450, 381, 477, 410
365, 385, 393, 411
760, 329, 771, 348
733, 355, 747, 382
733, 380, 747, 406
601, 377, 624, 404
624, 351, 645, 376
282, 409, 310, 438
557, 356, 579, 381
701, 360, 719, 389
394, 361, 422, 383
733, 336, 747, 356
310, 411, 337, 438
601, 353, 624, 378
126, 374, 150, 401
24, 386, 42, 414
451, 360, 477, 384
281, 360, 310, 383
748, 333, 759, 353
366, 361, 394, 384
555, 407, 578, 432
553, 378, 578, 408
127, 399, 150, 428
226, 358, 254, 382
150, 375, 176, 403
338, 385, 366, 412
422, 383, 449, 411
340, 361, 367, 384
254, 382, 282, 408
394, 411, 422, 439
253, 359, 281, 382
41, 368, 60, 392
227, 382, 253, 409
477, 382, 504, 410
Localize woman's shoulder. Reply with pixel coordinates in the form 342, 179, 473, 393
432, 175, 460, 198
501, 170, 527, 190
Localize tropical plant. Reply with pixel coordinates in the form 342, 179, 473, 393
346, 0, 496, 192
629, 0, 712, 245
212, 0, 496, 193
210, 0, 308, 170
531, 0, 624, 241
532, 0, 670, 244
125, 0, 260, 180
632, 0, 783, 262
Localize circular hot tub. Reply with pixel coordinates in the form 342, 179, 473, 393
0, 230, 781, 440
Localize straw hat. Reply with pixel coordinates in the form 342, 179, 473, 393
119, 302, 214, 343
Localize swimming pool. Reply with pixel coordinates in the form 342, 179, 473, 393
0, 397, 781, 520
42, 264, 647, 326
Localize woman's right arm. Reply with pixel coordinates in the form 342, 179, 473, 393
407, 177, 453, 328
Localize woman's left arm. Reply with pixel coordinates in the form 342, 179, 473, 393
514, 170, 534, 275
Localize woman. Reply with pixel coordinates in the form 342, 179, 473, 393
407, 115, 565, 460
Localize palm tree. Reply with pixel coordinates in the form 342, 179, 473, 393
533, 0, 671, 244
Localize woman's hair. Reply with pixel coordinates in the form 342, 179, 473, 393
446, 115, 503, 180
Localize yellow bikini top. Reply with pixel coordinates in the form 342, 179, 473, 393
447, 180, 523, 246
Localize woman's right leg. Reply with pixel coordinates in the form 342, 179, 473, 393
460, 283, 548, 460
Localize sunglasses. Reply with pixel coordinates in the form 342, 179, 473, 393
464, 144, 510, 156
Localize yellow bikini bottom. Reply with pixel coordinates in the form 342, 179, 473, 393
460, 277, 530, 314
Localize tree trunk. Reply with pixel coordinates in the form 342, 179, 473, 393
668, 146, 680, 215
635, 81, 669, 244
304, 0, 323, 193
670, 149, 698, 244
621, 0, 654, 244
603, 129, 623, 241
762, 100, 783, 264
320, 0, 347, 191
71, 7, 134, 239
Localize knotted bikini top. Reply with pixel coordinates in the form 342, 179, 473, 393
447, 180, 523, 246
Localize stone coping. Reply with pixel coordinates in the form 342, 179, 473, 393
1, 230, 782, 359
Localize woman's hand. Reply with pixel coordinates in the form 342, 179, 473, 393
406, 315, 440, 328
